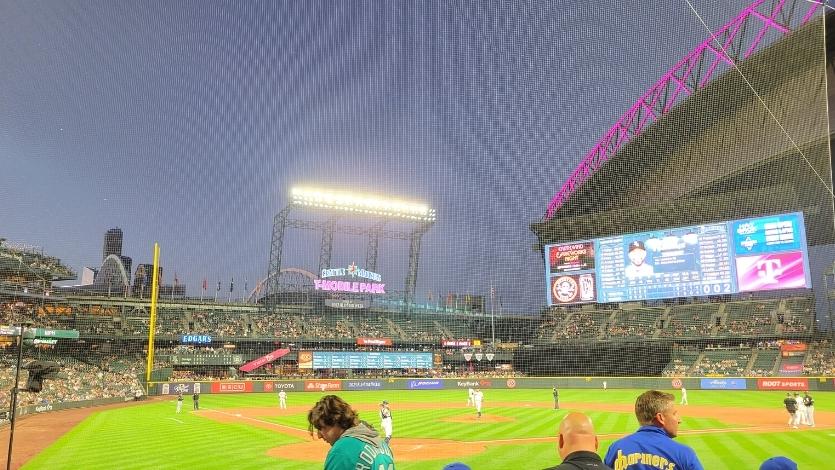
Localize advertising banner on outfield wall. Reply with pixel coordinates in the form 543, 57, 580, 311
304, 380, 342, 392
211, 382, 254, 393
453, 380, 494, 389
345, 380, 384, 390
160, 382, 202, 395
700, 378, 747, 390
757, 378, 808, 390
263, 381, 300, 392
408, 379, 443, 390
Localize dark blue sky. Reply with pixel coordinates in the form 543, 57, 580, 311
0, 1, 761, 311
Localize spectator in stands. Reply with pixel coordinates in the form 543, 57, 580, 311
544, 412, 612, 470
604, 390, 703, 470
624, 240, 654, 279
307, 395, 395, 470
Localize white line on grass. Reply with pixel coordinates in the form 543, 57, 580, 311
204, 409, 310, 436
167, 417, 185, 424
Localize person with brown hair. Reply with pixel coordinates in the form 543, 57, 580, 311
307, 395, 395, 470
604, 390, 703, 470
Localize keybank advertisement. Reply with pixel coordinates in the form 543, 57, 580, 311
545, 212, 811, 305
700, 378, 747, 390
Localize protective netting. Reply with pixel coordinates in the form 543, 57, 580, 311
1, 0, 835, 468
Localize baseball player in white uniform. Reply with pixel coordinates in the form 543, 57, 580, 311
380, 400, 393, 443
680, 387, 688, 405
278, 390, 287, 409
175, 392, 183, 413
794, 392, 807, 426
467, 388, 475, 407
474, 389, 484, 418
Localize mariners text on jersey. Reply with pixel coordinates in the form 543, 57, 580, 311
610, 450, 677, 470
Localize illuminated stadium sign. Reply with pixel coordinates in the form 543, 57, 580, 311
314, 279, 385, 294
181, 334, 212, 344
321, 262, 382, 282
544, 212, 811, 305
316, 262, 385, 294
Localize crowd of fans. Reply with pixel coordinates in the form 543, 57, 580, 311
192, 312, 249, 337
0, 354, 142, 411
553, 311, 605, 339
691, 349, 750, 376
803, 341, 835, 375
0, 242, 75, 279
721, 302, 777, 335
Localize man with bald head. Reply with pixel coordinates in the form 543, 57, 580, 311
544, 412, 612, 470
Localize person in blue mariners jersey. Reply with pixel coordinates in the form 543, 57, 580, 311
604, 390, 703, 470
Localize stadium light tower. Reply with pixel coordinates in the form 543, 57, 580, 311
266, 186, 436, 310
290, 187, 436, 222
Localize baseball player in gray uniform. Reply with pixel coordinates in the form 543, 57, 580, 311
380, 400, 393, 443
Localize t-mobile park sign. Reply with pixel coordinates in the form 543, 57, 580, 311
316, 263, 385, 294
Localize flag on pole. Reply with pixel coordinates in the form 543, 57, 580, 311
202, 278, 208, 292
230, 276, 234, 293
216, 280, 221, 292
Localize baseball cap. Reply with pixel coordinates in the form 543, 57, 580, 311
381, 400, 388, 405
628, 240, 646, 252
442, 463, 471, 470
759, 456, 797, 470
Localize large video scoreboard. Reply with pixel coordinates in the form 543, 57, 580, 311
544, 212, 811, 305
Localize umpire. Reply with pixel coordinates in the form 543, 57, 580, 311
543, 412, 612, 470
782, 393, 797, 428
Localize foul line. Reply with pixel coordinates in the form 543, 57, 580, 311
202, 408, 312, 438
166, 417, 185, 424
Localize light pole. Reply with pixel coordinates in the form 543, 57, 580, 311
6, 317, 32, 470
828, 264, 835, 343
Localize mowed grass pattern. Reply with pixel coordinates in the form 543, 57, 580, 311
23, 388, 835, 469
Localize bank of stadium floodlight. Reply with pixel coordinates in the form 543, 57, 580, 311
290, 187, 436, 222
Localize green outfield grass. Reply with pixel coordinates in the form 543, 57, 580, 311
23, 389, 835, 469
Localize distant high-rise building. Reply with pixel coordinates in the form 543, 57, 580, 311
120, 256, 132, 284
133, 263, 162, 297
102, 228, 123, 261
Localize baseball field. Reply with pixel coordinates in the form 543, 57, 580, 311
20, 388, 834, 469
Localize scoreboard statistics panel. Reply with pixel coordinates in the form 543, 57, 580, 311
308, 351, 433, 369
545, 212, 811, 305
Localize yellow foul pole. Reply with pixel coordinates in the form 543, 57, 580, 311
144, 243, 161, 393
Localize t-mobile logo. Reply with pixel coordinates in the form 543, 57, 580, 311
755, 259, 782, 284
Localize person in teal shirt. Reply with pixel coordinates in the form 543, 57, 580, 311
308, 395, 396, 470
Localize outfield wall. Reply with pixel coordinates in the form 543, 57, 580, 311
152, 376, 835, 395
